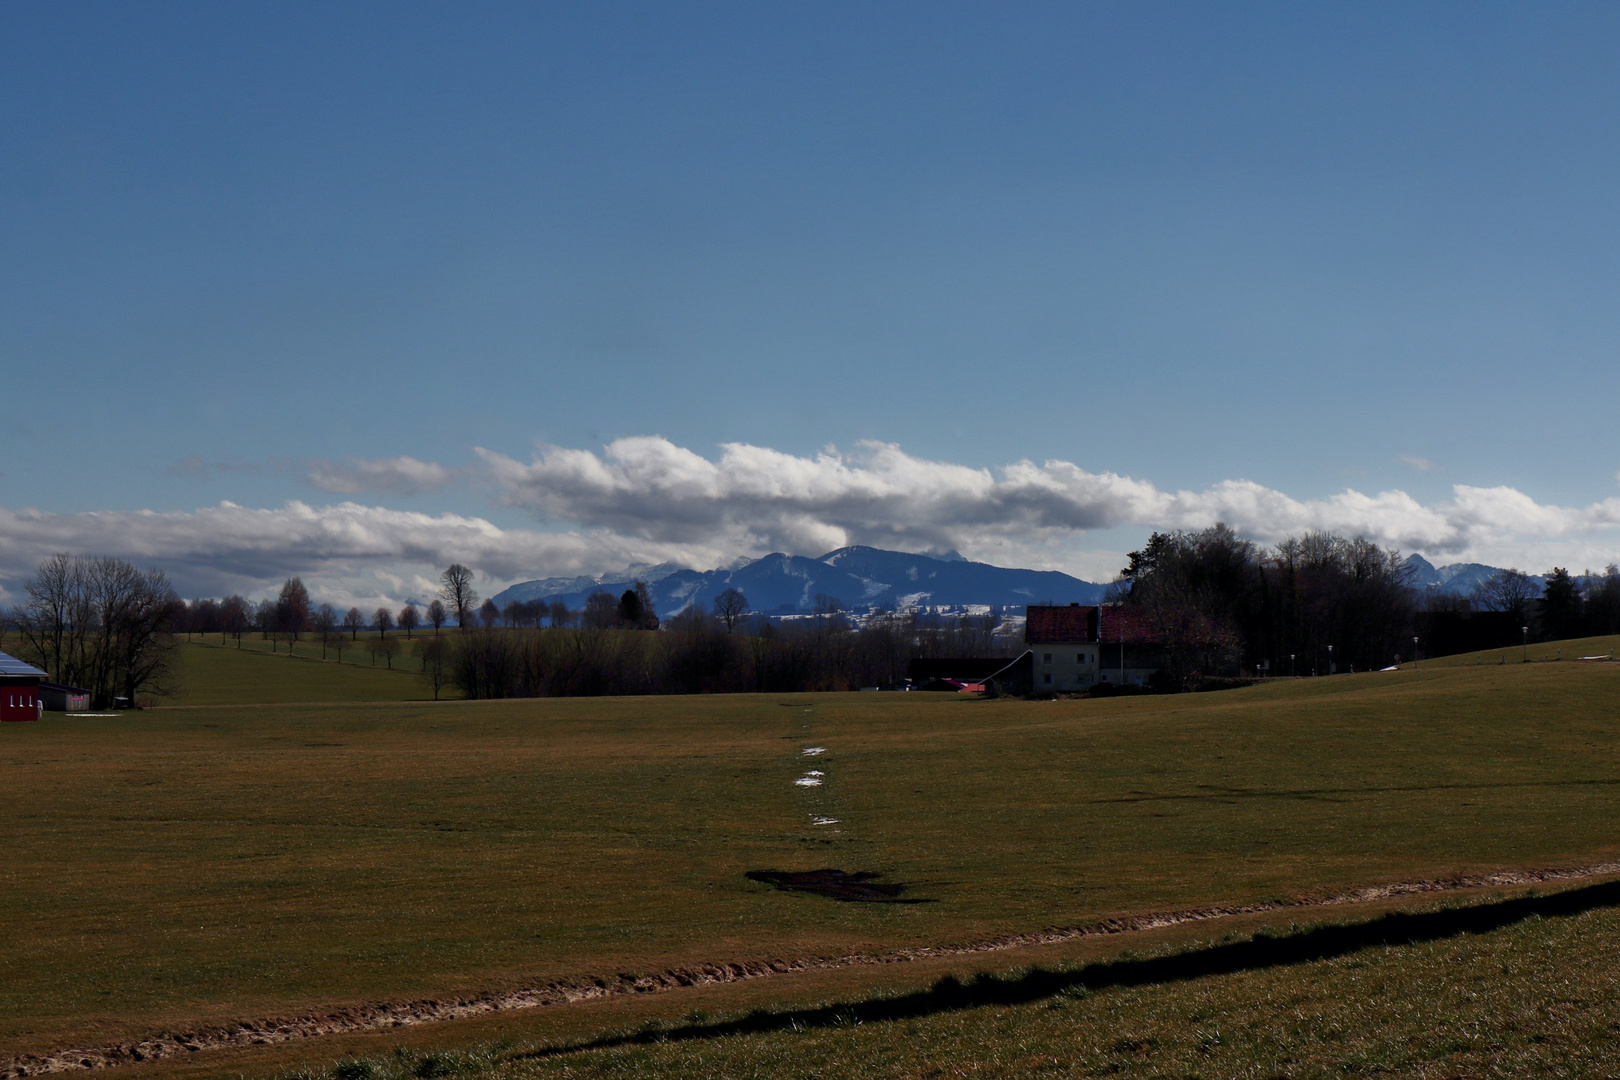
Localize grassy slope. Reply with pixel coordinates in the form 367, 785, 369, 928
390, 889, 1620, 1080
3, 663, 1620, 1061
166, 639, 438, 705
1420, 633, 1620, 668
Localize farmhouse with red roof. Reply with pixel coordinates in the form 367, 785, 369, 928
1024, 604, 1163, 691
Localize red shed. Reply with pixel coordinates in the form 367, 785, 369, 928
0, 651, 46, 722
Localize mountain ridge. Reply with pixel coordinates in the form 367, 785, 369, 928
490, 545, 1110, 617
491, 548, 1561, 621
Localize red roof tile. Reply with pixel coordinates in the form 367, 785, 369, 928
1024, 605, 1097, 643
1024, 605, 1162, 644
1099, 605, 1161, 644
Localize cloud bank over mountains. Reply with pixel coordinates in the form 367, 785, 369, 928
473, 438, 1620, 562
1, 437, 1617, 605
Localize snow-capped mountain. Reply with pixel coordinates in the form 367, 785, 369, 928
490, 546, 1109, 618
1402, 554, 1542, 596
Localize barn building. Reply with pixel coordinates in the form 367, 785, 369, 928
1025, 604, 1163, 691
0, 652, 47, 722
40, 682, 92, 713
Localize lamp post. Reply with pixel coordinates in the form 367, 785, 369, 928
1413, 635, 1419, 669
1327, 644, 1335, 675
1289, 653, 1296, 678
1522, 625, 1529, 663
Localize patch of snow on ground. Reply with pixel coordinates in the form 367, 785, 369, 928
801, 747, 825, 756
794, 776, 822, 787
811, 817, 839, 826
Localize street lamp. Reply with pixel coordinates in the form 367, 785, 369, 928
1413, 635, 1419, 669
1289, 653, 1296, 678
1327, 644, 1334, 675
1522, 625, 1529, 663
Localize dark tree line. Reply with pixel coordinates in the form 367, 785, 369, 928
1119, 526, 1620, 684
441, 604, 1012, 699
1119, 526, 1419, 683
1463, 564, 1620, 640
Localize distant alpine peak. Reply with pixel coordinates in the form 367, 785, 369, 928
492, 543, 1108, 617
820, 544, 969, 566
616, 561, 686, 584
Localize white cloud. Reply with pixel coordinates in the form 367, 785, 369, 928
1397, 454, 1437, 472
4, 437, 1620, 604
480, 437, 1620, 572
302, 456, 459, 496
0, 502, 710, 607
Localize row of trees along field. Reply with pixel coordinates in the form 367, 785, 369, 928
441, 603, 1011, 698
1117, 525, 1620, 686
166, 564, 1011, 696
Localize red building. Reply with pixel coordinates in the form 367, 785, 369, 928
0, 652, 46, 722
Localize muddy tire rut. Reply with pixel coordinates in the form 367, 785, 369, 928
7, 860, 1618, 1077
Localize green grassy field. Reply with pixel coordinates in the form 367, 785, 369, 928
260, 882, 1620, 1080
1419, 632, 1620, 668
3, 658, 1620, 1075
166, 638, 443, 705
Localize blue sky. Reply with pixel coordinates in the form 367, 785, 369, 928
4, 2, 1620, 604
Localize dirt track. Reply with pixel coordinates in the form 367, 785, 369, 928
8, 860, 1619, 1078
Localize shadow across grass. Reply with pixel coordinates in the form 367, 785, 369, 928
744, 869, 933, 903
519, 878, 1620, 1060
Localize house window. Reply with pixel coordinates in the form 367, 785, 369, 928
1043, 673, 1052, 684
1043, 653, 1052, 663
1076, 653, 1083, 663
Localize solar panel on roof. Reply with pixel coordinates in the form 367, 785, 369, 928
0, 651, 48, 677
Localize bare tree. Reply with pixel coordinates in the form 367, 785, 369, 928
189, 598, 220, 639
220, 594, 251, 647
582, 591, 619, 629
549, 601, 572, 628
276, 578, 311, 642
8, 554, 182, 708
504, 599, 528, 627
1473, 568, 1538, 622
343, 606, 367, 640
479, 597, 500, 628
712, 588, 748, 632
439, 564, 478, 630
374, 606, 395, 635
314, 604, 339, 659
397, 602, 420, 638
427, 599, 448, 633
420, 635, 451, 699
